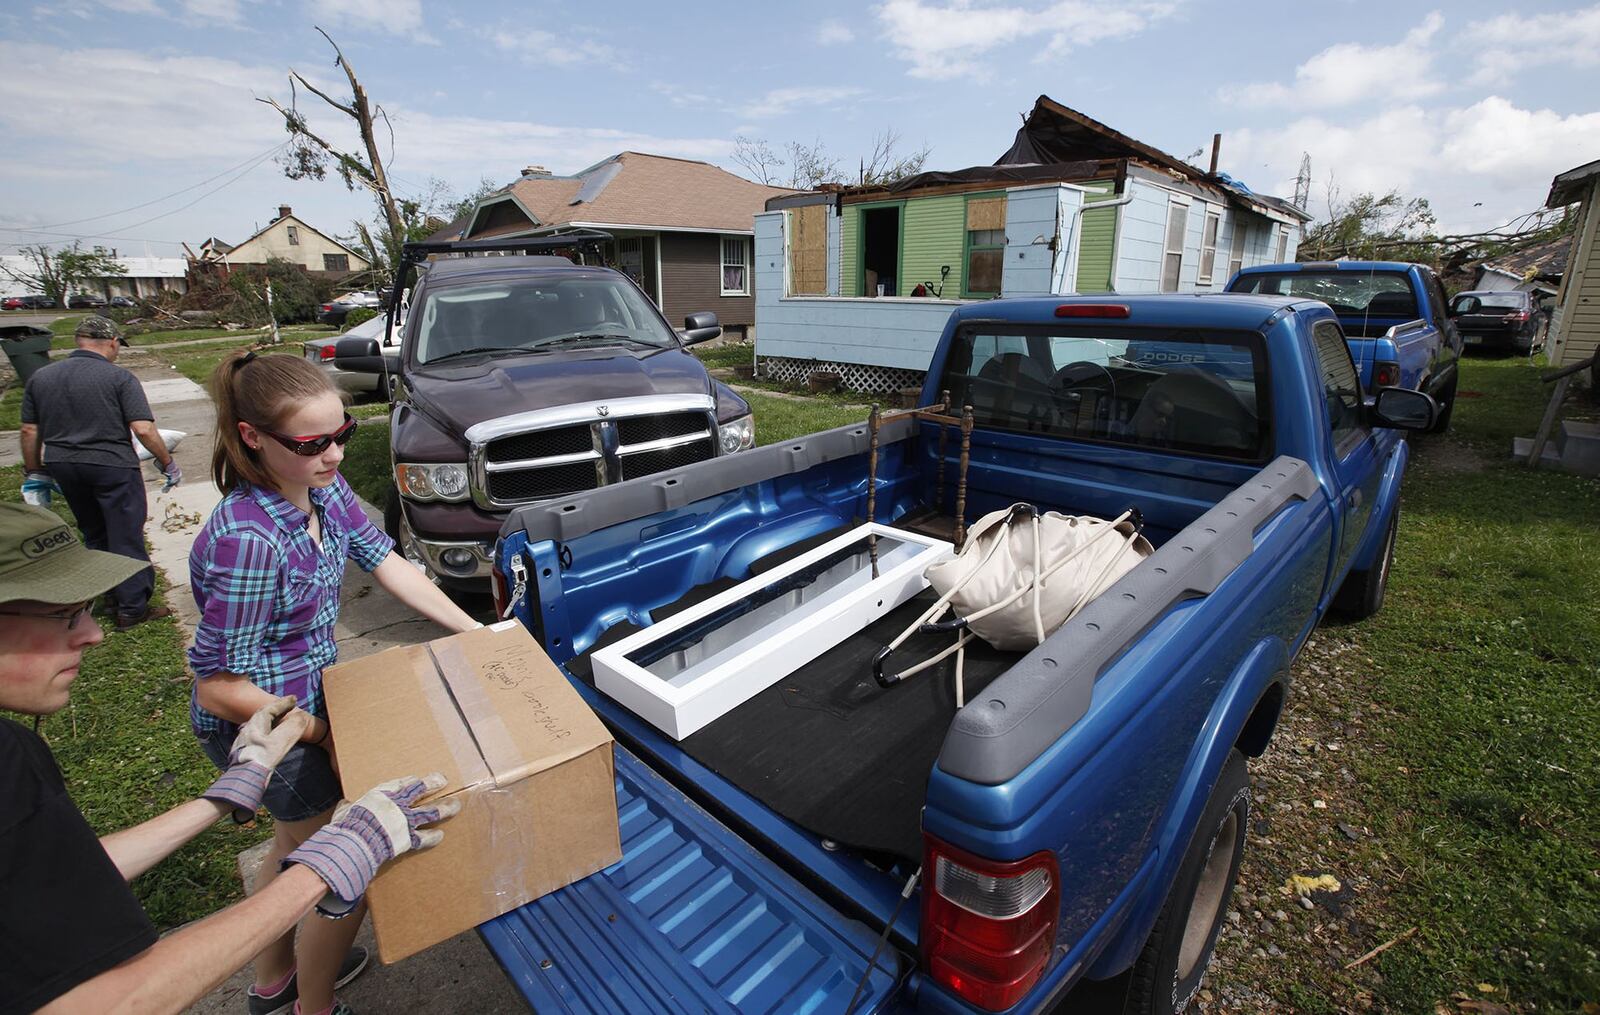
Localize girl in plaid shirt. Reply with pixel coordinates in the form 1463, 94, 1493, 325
188, 351, 478, 1015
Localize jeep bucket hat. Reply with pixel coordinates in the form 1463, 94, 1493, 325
0, 503, 147, 605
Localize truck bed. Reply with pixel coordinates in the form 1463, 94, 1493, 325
574, 583, 1017, 863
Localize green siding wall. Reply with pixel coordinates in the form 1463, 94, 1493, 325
902, 194, 966, 298
840, 207, 859, 297
1076, 180, 1117, 294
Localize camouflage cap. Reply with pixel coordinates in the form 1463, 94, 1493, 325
74, 314, 128, 345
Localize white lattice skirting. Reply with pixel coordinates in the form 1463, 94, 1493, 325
758, 356, 926, 395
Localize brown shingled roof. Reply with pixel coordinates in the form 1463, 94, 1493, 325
471, 152, 797, 237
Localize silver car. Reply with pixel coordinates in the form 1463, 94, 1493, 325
303, 313, 401, 401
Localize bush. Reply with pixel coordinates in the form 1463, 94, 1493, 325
222, 259, 333, 326
343, 307, 378, 331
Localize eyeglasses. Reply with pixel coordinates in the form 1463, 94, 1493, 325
256, 414, 358, 456
0, 601, 95, 630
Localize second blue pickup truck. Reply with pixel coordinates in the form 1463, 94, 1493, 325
1228, 260, 1461, 432
483, 293, 1436, 1014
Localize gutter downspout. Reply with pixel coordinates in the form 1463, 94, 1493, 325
1075, 187, 1136, 292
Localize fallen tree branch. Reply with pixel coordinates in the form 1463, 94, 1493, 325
1345, 926, 1418, 969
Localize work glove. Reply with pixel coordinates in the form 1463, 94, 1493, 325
284, 772, 459, 914
160, 459, 183, 492
21, 471, 58, 507
202, 696, 309, 819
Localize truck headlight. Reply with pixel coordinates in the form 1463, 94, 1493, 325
718, 414, 755, 454
396, 463, 471, 502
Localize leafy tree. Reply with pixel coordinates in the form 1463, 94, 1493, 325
1300, 187, 1438, 263
340, 176, 494, 284
224, 258, 331, 326
0, 243, 125, 308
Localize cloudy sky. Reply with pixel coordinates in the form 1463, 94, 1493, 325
1, 0, 1596, 257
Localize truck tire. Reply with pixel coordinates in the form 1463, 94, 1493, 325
1428, 373, 1457, 433
1123, 749, 1250, 1015
1332, 505, 1397, 620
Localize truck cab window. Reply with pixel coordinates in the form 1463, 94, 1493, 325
1311, 320, 1365, 451
942, 325, 1270, 461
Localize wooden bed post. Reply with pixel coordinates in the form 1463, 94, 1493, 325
867, 403, 881, 578
956, 404, 974, 551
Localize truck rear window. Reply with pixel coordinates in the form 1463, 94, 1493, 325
940, 325, 1271, 461
1231, 270, 1417, 319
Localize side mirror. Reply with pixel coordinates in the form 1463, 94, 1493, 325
1367, 387, 1438, 431
334, 336, 386, 374
681, 311, 722, 346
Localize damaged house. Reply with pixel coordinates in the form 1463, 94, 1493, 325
754, 96, 1310, 392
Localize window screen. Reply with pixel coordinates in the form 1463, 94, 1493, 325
1161, 202, 1189, 292
939, 324, 1270, 460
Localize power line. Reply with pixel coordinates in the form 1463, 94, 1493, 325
27, 142, 290, 231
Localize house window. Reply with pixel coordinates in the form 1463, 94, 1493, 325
1161, 198, 1189, 292
721, 236, 749, 295
964, 194, 1006, 298
287, 225, 300, 246
323, 253, 349, 272
1227, 222, 1247, 279
1197, 208, 1221, 285
1274, 225, 1289, 262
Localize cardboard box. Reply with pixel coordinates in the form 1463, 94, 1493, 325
323, 621, 620, 963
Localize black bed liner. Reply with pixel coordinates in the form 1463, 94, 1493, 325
566, 518, 1018, 864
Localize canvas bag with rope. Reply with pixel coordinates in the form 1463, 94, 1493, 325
873, 503, 1152, 706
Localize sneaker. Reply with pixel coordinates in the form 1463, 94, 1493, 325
115, 604, 175, 630
246, 947, 370, 1015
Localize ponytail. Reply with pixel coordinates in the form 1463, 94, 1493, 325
209, 350, 343, 494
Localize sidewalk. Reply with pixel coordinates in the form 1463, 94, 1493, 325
98, 356, 523, 1014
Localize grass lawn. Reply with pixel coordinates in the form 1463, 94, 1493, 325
0, 384, 20, 430
692, 342, 755, 370
1208, 355, 1600, 1013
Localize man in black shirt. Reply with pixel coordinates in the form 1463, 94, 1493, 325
18, 315, 182, 629
0, 503, 456, 1015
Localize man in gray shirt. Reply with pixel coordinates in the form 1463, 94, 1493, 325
19, 316, 183, 628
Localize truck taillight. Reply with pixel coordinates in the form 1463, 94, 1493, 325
1373, 361, 1400, 388
1055, 303, 1130, 318
922, 836, 1059, 1011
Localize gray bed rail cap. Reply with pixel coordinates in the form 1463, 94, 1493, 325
936, 455, 1319, 786
499, 416, 917, 546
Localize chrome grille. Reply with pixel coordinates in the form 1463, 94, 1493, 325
467, 394, 720, 510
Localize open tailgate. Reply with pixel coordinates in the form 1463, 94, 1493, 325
479, 745, 905, 1014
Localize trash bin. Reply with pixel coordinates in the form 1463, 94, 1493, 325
0, 326, 54, 387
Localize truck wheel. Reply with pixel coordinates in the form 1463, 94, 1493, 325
1428, 374, 1458, 434
1332, 505, 1397, 620
1123, 749, 1250, 1015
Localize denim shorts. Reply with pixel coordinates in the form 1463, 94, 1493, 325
196, 726, 343, 823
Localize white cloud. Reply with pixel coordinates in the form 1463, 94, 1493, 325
314, 0, 424, 36
1222, 96, 1600, 233
1219, 12, 1443, 109
875, 0, 1174, 80
735, 85, 865, 119
817, 19, 854, 44
651, 81, 715, 108
1459, 5, 1600, 86
180, 0, 243, 25
488, 27, 616, 66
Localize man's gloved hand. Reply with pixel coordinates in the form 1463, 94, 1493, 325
285, 773, 458, 913
202, 696, 309, 818
160, 459, 183, 492
21, 471, 58, 507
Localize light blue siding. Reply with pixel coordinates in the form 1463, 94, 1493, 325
1114, 177, 1168, 292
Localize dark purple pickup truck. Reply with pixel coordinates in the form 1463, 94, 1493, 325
336, 235, 754, 591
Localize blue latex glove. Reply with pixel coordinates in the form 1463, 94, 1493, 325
160, 459, 183, 492
21, 471, 58, 507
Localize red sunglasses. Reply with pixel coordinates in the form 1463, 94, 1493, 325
256, 413, 358, 456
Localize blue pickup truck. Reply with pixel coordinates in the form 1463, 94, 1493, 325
483, 294, 1436, 1014
1228, 260, 1461, 432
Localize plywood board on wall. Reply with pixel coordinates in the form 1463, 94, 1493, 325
789, 205, 828, 295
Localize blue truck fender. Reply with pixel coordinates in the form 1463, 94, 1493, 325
1347, 439, 1410, 576
1085, 636, 1291, 980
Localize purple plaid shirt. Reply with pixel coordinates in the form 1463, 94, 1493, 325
188, 475, 394, 735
